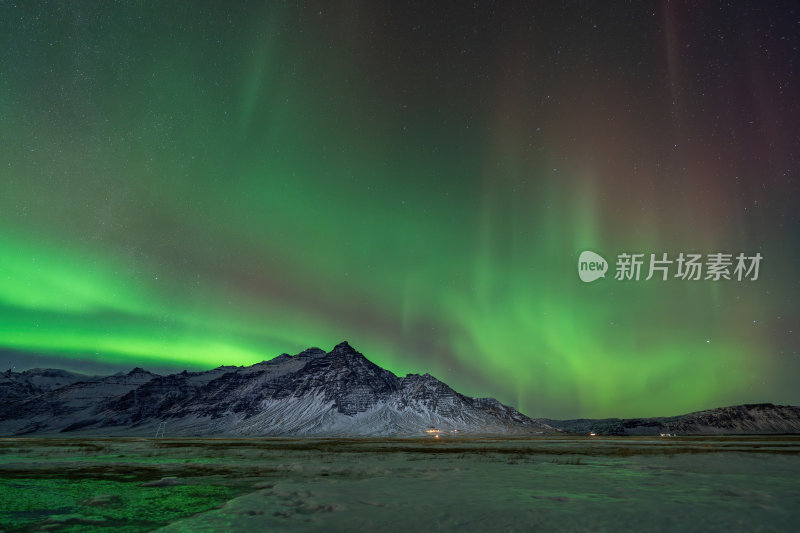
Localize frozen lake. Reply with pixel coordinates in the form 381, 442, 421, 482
1, 436, 798, 531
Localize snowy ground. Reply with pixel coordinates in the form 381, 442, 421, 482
1, 436, 798, 532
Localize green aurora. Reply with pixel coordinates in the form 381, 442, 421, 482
1, 2, 798, 418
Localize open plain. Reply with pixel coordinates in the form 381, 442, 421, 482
1, 436, 799, 532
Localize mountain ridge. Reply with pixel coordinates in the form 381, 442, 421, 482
2, 342, 799, 437
0, 341, 554, 437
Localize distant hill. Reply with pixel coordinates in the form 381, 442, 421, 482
543, 403, 800, 435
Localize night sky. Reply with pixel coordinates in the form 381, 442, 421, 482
1, 2, 798, 419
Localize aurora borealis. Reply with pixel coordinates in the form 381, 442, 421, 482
1, 2, 798, 419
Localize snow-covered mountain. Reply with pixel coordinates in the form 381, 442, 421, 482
0, 342, 554, 437
0, 367, 89, 403
4, 343, 798, 437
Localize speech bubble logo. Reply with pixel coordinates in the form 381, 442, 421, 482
578, 251, 608, 282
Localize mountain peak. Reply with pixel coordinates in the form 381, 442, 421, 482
331, 341, 356, 353
294, 347, 326, 359
328, 341, 367, 360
